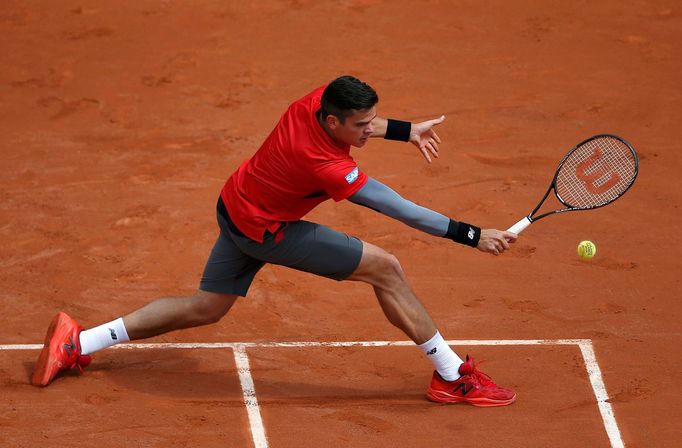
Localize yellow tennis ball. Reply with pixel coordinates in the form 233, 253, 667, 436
577, 240, 596, 259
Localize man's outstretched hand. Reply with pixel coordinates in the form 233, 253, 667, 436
410, 115, 446, 163
477, 229, 518, 256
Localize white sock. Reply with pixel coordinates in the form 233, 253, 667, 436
418, 331, 463, 381
79, 317, 130, 355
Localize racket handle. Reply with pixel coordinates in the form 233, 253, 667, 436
507, 217, 531, 234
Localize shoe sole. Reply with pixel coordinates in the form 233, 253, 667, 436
426, 390, 517, 407
31, 313, 71, 387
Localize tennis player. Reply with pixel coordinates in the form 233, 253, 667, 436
32, 75, 518, 406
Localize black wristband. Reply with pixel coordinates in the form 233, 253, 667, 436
385, 119, 411, 142
444, 219, 481, 247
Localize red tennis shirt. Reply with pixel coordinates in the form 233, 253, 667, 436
220, 86, 368, 242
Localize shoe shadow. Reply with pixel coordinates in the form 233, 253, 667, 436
22, 360, 34, 382
22, 359, 85, 383
248, 379, 426, 406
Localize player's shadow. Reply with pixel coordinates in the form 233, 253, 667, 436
251, 379, 426, 406
23, 352, 426, 405
105, 363, 423, 404
23, 351, 235, 400
96, 351, 242, 399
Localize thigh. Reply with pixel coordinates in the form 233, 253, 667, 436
232, 220, 364, 281
199, 232, 264, 297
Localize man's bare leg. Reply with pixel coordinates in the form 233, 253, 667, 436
347, 241, 437, 344
122, 290, 238, 340
347, 241, 463, 380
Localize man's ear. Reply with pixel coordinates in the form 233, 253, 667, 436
326, 114, 340, 130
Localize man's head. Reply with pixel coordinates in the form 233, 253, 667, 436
319, 75, 378, 148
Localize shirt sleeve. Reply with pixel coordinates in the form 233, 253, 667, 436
348, 177, 450, 236
314, 159, 369, 202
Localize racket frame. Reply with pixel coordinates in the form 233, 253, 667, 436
508, 134, 638, 234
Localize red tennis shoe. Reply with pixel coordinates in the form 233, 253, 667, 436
31, 312, 91, 387
426, 355, 516, 407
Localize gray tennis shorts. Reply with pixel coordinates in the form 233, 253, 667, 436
199, 198, 364, 296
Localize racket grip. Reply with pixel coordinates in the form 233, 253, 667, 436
507, 217, 531, 234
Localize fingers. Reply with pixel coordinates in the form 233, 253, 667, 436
424, 140, 439, 159
415, 116, 445, 135
420, 147, 432, 163
498, 235, 510, 251
412, 115, 445, 163
432, 115, 445, 126
478, 240, 501, 256
419, 138, 439, 162
429, 133, 440, 152
495, 232, 515, 253
488, 238, 505, 255
503, 230, 518, 242
479, 229, 516, 256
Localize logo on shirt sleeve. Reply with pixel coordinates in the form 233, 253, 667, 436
345, 167, 359, 184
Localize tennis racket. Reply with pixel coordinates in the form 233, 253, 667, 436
508, 134, 638, 234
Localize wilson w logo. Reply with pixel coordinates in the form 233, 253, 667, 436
575, 148, 621, 194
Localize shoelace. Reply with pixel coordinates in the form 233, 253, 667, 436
468, 358, 498, 388
72, 353, 92, 373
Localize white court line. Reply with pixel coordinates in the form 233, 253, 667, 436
1, 339, 624, 448
579, 341, 625, 448
0, 338, 590, 351
233, 345, 268, 448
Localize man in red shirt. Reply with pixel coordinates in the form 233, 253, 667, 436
33, 76, 518, 406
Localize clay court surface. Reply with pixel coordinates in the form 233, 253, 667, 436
1, 1, 680, 447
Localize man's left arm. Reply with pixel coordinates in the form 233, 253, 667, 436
348, 177, 517, 255
371, 115, 446, 163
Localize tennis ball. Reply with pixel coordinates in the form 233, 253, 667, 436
577, 240, 596, 259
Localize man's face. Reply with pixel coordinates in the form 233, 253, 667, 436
328, 106, 376, 148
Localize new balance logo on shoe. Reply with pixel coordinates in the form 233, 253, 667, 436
109, 328, 118, 340
63, 336, 76, 357
454, 382, 474, 396
427, 355, 516, 406
426, 347, 437, 355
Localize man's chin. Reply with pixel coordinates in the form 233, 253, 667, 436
354, 139, 369, 148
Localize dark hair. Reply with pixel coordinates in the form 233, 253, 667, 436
320, 75, 378, 123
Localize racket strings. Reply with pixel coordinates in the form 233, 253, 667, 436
555, 136, 637, 208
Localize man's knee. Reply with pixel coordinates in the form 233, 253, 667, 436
349, 242, 407, 287
190, 290, 238, 325
375, 251, 405, 281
